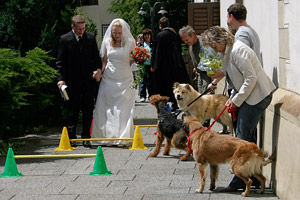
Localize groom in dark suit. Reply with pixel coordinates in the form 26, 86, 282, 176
56, 15, 102, 147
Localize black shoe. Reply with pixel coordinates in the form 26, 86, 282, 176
83, 141, 92, 148
70, 141, 78, 147
219, 186, 238, 192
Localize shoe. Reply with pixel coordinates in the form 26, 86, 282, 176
70, 141, 78, 147
83, 141, 92, 148
218, 130, 231, 134
140, 97, 145, 102
117, 142, 130, 147
219, 186, 238, 192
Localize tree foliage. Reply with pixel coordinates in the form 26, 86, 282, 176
0, 0, 81, 56
109, 0, 190, 38
0, 1, 98, 141
0, 48, 57, 139
109, 0, 145, 39
0, 1, 79, 142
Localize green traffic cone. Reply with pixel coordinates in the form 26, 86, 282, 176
89, 146, 112, 176
0, 148, 22, 177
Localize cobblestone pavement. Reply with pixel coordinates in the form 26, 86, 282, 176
0, 90, 279, 200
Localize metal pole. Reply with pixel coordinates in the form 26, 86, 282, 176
14, 154, 97, 159
151, 2, 162, 34
150, 7, 154, 34
70, 138, 134, 141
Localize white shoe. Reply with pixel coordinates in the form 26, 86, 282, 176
140, 97, 145, 102
218, 130, 231, 134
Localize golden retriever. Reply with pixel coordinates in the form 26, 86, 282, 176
173, 82, 233, 135
183, 115, 275, 197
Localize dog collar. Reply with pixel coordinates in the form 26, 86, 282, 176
188, 127, 205, 155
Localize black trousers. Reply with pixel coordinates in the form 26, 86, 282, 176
67, 88, 94, 139
140, 65, 154, 99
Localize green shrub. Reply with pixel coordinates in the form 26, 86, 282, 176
0, 47, 57, 140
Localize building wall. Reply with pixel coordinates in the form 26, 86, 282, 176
283, 0, 300, 94
218, 1, 300, 199
77, 0, 117, 46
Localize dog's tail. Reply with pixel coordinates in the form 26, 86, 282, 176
262, 147, 276, 166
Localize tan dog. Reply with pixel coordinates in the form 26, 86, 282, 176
173, 82, 233, 135
149, 95, 191, 161
183, 115, 275, 197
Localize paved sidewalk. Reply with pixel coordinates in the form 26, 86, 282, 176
0, 91, 279, 200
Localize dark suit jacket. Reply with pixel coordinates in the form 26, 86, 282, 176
56, 31, 101, 97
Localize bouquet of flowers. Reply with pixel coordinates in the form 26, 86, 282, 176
130, 46, 151, 88
131, 46, 150, 65
197, 47, 222, 75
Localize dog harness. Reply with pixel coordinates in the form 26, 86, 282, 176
188, 127, 205, 155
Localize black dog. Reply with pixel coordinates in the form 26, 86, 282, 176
149, 95, 191, 161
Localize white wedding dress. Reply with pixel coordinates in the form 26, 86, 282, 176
92, 41, 135, 146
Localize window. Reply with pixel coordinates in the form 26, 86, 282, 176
102, 24, 109, 38
82, 0, 98, 6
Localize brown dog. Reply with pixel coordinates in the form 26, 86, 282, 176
149, 95, 191, 161
173, 82, 233, 135
183, 115, 275, 197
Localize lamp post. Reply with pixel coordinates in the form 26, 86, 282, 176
138, 2, 168, 33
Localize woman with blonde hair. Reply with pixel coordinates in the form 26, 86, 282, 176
202, 26, 276, 192
92, 18, 136, 146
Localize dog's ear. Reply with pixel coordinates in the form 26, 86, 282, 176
182, 123, 189, 134
162, 96, 170, 102
184, 84, 191, 91
149, 95, 154, 101
184, 84, 190, 90
173, 82, 179, 89
182, 115, 190, 134
149, 94, 160, 105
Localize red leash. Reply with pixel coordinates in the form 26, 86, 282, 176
205, 106, 228, 131
227, 105, 238, 120
188, 105, 228, 154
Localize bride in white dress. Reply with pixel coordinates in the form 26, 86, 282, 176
92, 18, 136, 146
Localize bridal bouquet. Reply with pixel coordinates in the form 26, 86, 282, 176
197, 47, 222, 75
130, 46, 151, 88
131, 46, 150, 65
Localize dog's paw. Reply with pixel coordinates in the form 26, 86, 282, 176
195, 188, 203, 193
256, 189, 264, 194
241, 191, 248, 197
209, 184, 215, 191
179, 156, 188, 161
148, 152, 158, 157
162, 151, 170, 156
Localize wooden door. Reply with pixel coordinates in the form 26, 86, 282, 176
188, 2, 220, 35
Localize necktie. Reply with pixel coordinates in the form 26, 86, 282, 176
78, 36, 82, 42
